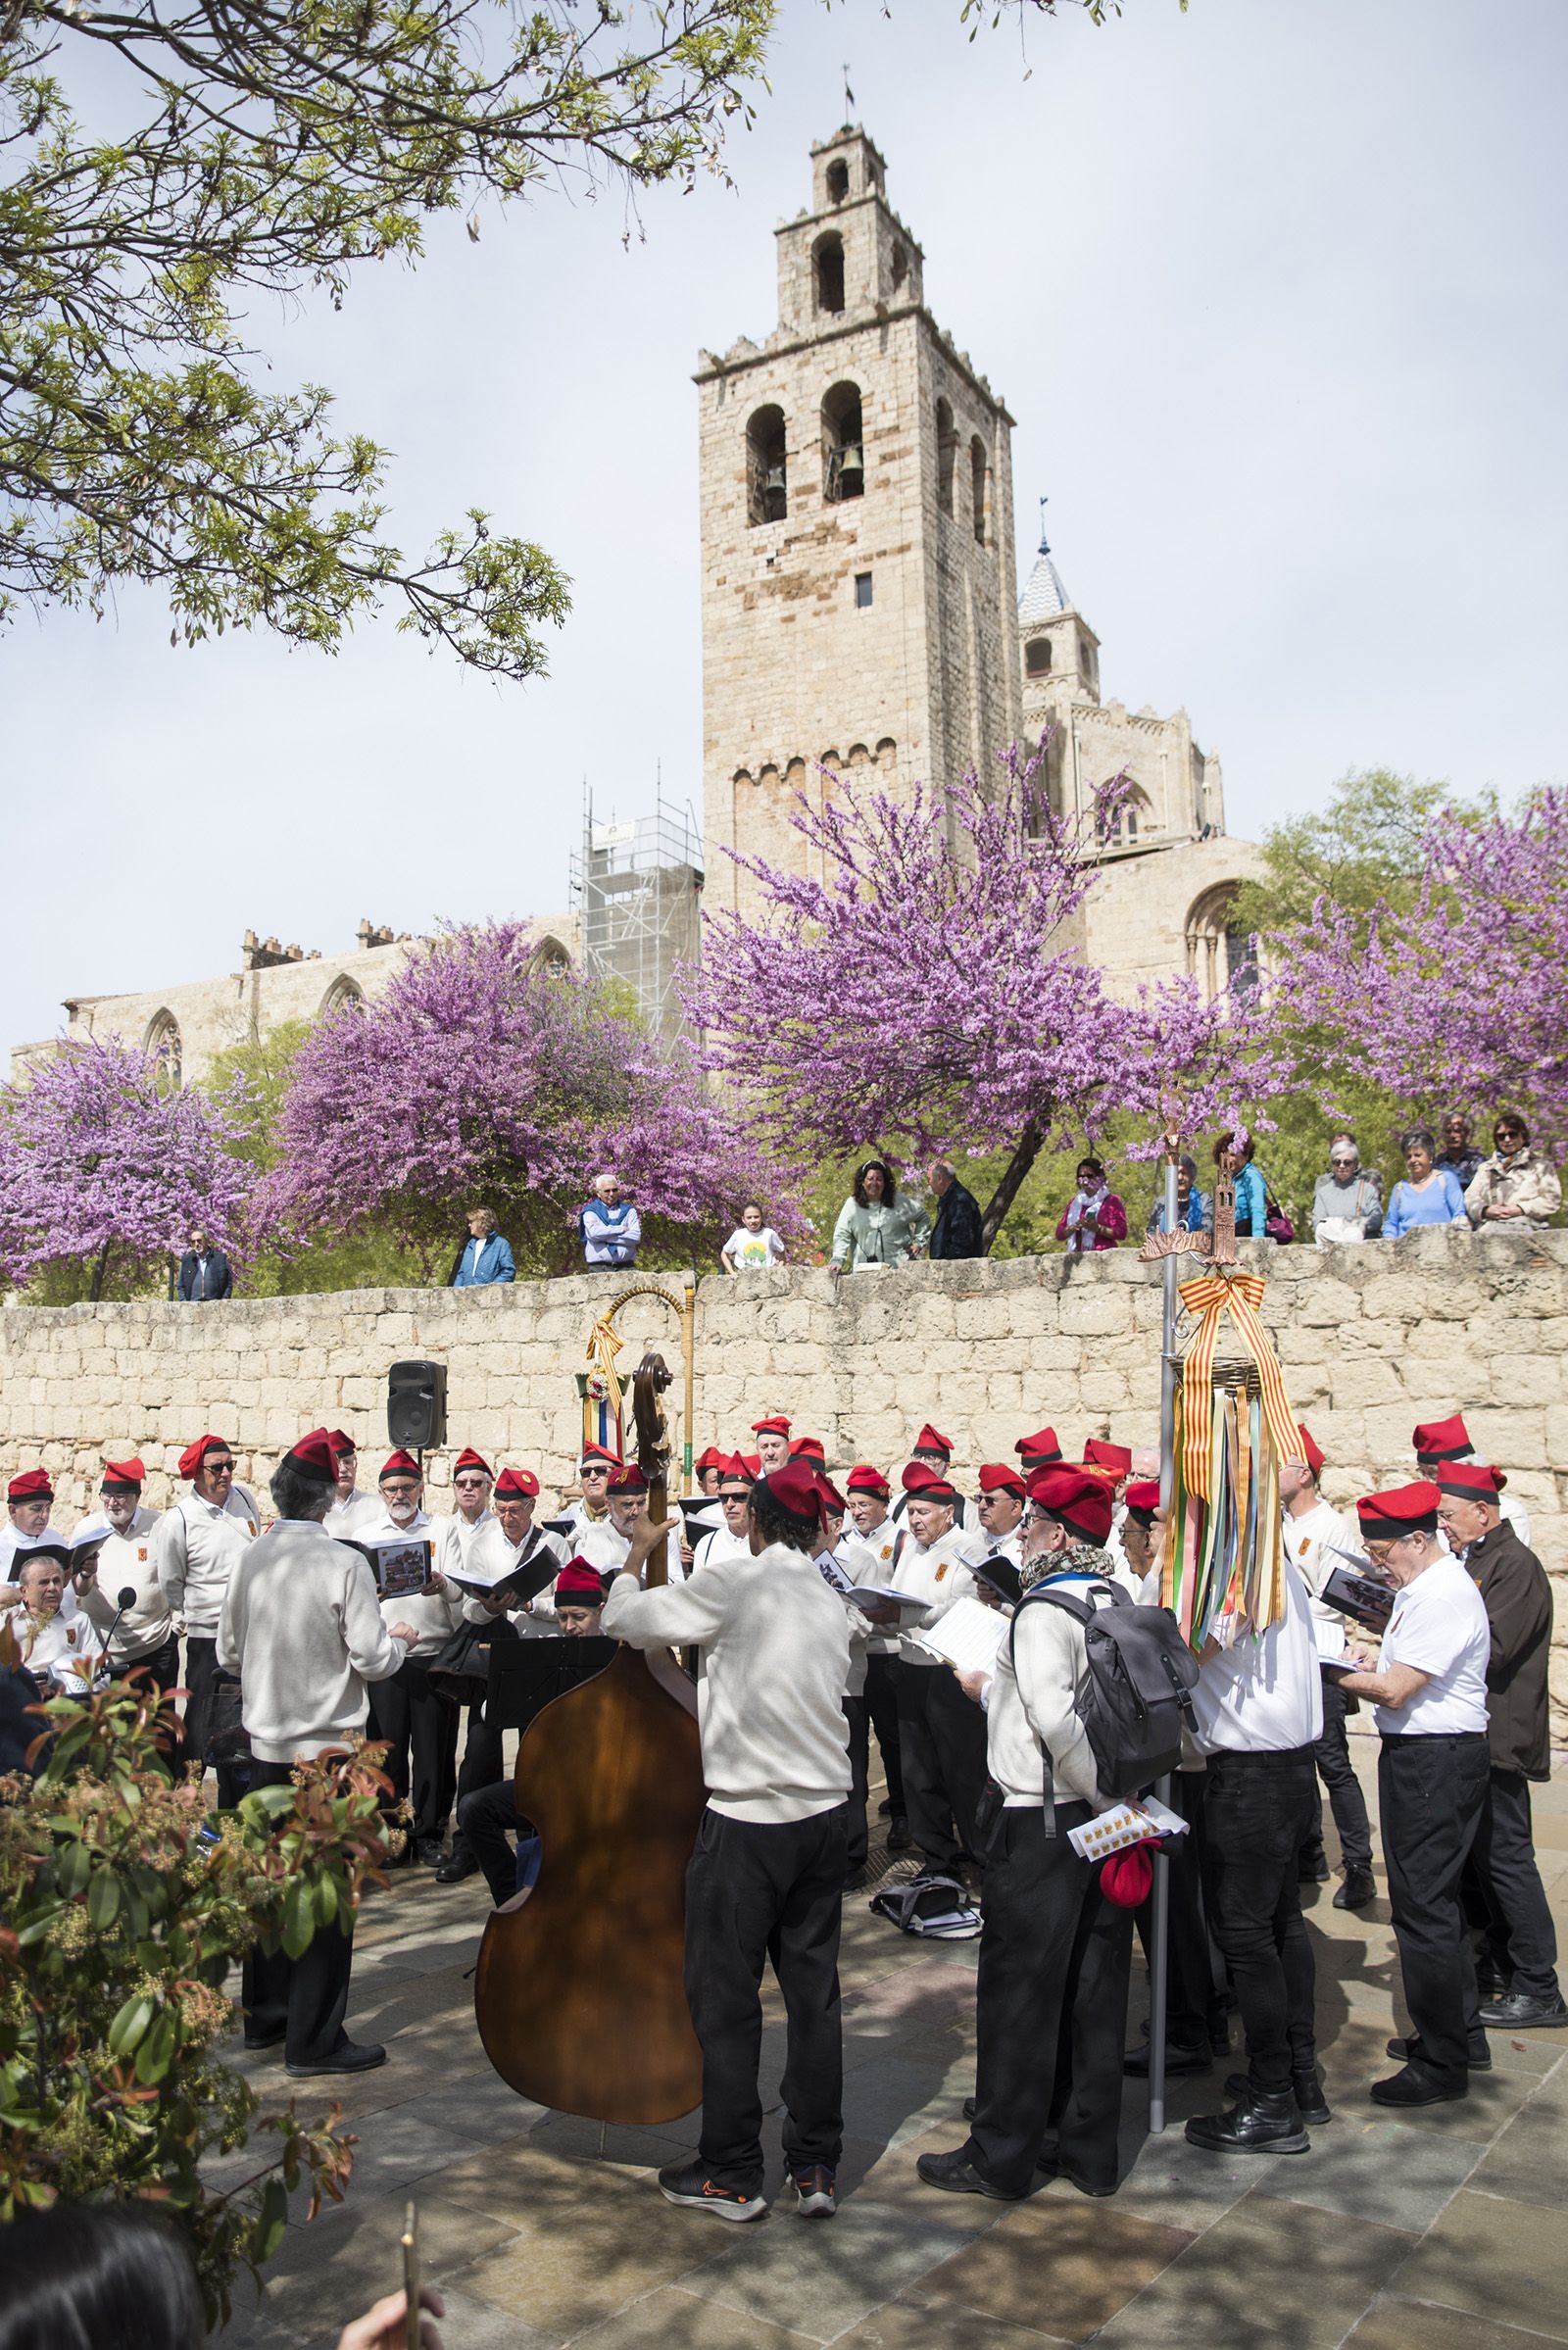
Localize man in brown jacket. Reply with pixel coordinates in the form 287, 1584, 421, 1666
1436, 1462, 1563, 2031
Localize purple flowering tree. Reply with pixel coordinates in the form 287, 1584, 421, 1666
684, 754, 1289, 1252
253, 922, 804, 1273
1279, 790, 1568, 1148
0, 1039, 253, 1298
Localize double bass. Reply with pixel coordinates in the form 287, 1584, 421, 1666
472, 1351, 709, 2123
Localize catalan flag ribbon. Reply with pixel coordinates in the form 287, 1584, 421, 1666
1177, 1271, 1298, 1493
581, 1316, 627, 1458
1162, 1270, 1295, 1640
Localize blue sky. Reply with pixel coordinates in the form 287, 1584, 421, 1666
6, 0, 1565, 1057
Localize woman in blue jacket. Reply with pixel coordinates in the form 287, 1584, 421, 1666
452, 1206, 516, 1287
1211, 1129, 1269, 1240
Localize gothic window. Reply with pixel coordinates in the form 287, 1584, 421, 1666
875, 737, 898, 775
530, 936, 572, 976
1025, 637, 1052, 678
746, 405, 787, 525
1185, 885, 1256, 1002
1115, 791, 1149, 845
935, 398, 956, 514
970, 436, 989, 545
813, 232, 845, 315
319, 973, 364, 1017
142, 1010, 182, 1091
821, 381, 864, 501
826, 158, 850, 204
891, 241, 908, 292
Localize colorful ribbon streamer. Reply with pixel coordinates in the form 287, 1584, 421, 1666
1177, 1270, 1298, 1498
582, 1316, 626, 1460
1162, 1272, 1294, 1640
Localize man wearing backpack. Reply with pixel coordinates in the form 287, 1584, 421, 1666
1183, 1547, 1327, 2154
915, 1464, 1147, 2202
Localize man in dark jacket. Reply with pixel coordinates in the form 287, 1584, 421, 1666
927, 1160, 984, 1260
1437, 1462, 1563, 2030
177, 1228, 233, 1300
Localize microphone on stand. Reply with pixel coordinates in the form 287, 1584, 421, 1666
97, 1586, 141, 1681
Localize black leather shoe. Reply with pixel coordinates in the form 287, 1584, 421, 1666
1370, 2063, 1467, 2107
915, 2147, 1027, 2200
1298, 1851, 1330, 1884
887, 1815, 914, 1852
434, 1845, 479, 1884
1185, 2086, 1308, 2154
878, 1798, 895, 1817
962, 2095, 976, 2121
1479, 1990, 1568, 2031
1387, 2032, 1491, 2072
1227, 2068, 1330, 2126
842, 1868, 868, 1892
243, 2029, 286, 2053
1334, 1870, 1377, 1911
1124, 2041, 1212, 2078
285, 2039, 387, 2079
415, 1836, 446, 1866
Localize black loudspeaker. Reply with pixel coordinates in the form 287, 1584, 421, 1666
387, 1359, 447, 1450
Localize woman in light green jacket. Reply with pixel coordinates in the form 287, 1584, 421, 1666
830, 1158, 930, 1268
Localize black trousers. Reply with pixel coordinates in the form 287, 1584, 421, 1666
1299, 1671, 1373, 1873
368, 1658, 460, 1843
896, 1660, 988, 1874
1136, 1770, 1225, 2050
241, 1759, 356, 2063
457, 1779, 528, 1906
1203, 1745, 1319, 2096
183, 1635, 244, 1808
1379, 1731, 1490, 2078
967, 1801, 1133, 2195
863, 1652, 906, 1816
844, 1696, 869, 1872
448, 1709, 506, 1862
1465, 1765, 1558, 2005
683, 1803, 849, 2193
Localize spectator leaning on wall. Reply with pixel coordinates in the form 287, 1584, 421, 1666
451, 1207, 515, 1289
177, 1226, 232, 1300
1465, 1114, 1562, 1232
579, 1173, 642, 1269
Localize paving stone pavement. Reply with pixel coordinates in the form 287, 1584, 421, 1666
219, 1745, 1568, 2350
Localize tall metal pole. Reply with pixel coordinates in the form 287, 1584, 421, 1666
1149, 1140, 1181, 2134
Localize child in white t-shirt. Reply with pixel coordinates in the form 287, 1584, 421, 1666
721, 1201, 786, 1274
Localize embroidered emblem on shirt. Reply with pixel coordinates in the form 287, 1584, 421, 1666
935, 1563, 950, 1582
136, 1546, 148, 1562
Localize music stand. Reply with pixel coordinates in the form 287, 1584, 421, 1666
485, 1637, 617, 1734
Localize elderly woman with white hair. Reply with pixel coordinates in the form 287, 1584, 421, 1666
579, 1171, 642, 1269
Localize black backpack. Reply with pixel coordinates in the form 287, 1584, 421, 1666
1009, 1581, 1200, 1799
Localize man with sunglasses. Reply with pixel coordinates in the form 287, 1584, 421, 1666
1335, 1482, 1492, 2105
156, 1435, 261, 1806
563, 1442, 619, 1539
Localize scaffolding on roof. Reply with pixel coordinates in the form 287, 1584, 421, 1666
569, 787, 704, 1045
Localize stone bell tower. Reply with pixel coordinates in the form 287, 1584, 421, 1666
695, 126, 1022, 917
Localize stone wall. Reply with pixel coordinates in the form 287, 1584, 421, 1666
3, 1229, 1564, 1730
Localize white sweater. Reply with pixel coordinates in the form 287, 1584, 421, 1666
157, 1487, 261, 1637
218, 1518, 407, 1762
986, 1574, 1114, 1809
891, 1525, 978, 1665
351, 1508, 461, 1659
80, 1529, 175, 1664
602, 1542, 852, 1823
